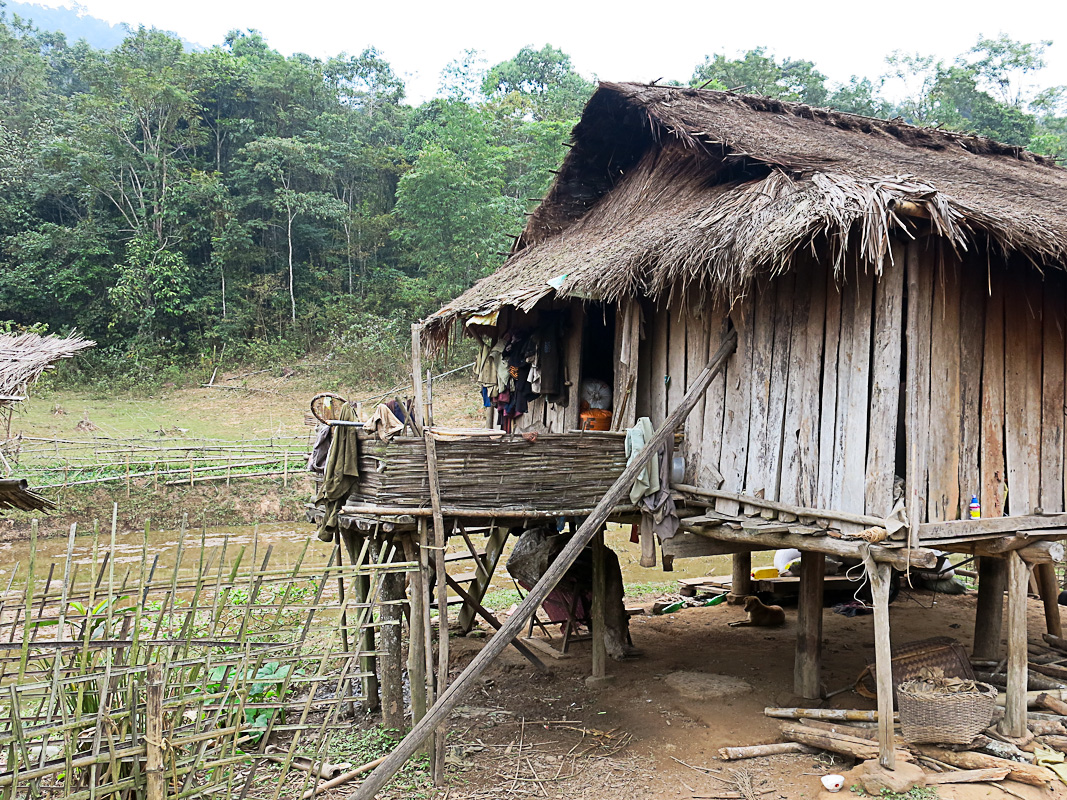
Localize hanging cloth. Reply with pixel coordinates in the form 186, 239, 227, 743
625, 416, 679, 541
314, 404, 361, 543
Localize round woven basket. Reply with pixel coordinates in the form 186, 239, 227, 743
897, 678, 998, 745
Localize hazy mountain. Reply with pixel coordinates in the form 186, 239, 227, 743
1, 1, 198, 49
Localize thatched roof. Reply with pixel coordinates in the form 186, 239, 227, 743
424, 81, 1067, 343
0, 479, 54, 512
0, 332, 94, 405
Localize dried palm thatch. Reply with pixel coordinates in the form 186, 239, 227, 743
424, 81, 1067, 346
0, 332, 94, 405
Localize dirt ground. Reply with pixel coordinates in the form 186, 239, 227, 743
411, 587, 1067, 800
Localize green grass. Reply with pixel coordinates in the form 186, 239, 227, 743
326, 726, 432, 798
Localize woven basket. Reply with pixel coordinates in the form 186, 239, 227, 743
897, 678, 998, 745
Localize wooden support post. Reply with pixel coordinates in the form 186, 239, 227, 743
349, 534, 380, 712
794, 552, 824, 699
424, 431, 449, 785
403, 533, 428, 729
729, 551, 752, 604
411, 324, 425, 429
378, 539, 405, 734
589, 527, 609, 682
1002, 551, 1030, 738
869, 560, 896, 770
146, 663, 165, 800
1035, 562, 1063, 638
334, 530, 354, 719
974, 556, 1007, 661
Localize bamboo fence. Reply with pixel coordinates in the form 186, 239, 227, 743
0, 435, 313, 490
0, 514, 416, 799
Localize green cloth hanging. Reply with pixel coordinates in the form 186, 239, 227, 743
315, 403, 361, 542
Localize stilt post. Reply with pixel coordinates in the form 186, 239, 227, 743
1002, 551, 1029, 738
729, 551, 752, 605
1035, 562, 1062, 638
590, 527, 608, 680
869, 560, 896, 769
794, 552, 824, 699
973, 556, 1007, 661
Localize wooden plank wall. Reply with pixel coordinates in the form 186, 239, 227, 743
679, 240, 1067, 524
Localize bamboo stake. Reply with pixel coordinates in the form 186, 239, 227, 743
146, 664, 165, 800
352, 328, 738, 800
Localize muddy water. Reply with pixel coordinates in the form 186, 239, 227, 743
0, 520, 777, 596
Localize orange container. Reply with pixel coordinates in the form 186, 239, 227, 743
579, 409, 613, 431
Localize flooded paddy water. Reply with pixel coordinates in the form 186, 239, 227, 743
0, 518, 777, 604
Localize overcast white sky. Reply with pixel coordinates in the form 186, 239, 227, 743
47, 0, 1067, 104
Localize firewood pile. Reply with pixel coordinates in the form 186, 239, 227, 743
716, 639, 1067, 791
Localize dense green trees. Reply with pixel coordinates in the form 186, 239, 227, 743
0, 15, 1064, 384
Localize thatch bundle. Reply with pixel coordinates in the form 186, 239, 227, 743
0, 332, 94, 403
424, 81, 1067, 346
0, 478, 54, 511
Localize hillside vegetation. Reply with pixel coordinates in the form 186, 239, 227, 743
0, 11, 1065, 386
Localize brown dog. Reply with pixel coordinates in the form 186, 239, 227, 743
728, 596, 786, 627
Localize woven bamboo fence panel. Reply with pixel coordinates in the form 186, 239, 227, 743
0, 518, 414, 799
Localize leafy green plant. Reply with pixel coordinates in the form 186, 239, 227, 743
206, 660, 300, 741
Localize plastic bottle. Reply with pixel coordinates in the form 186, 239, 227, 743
969, 495, 981, 519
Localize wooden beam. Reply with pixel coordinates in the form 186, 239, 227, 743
794, 552, 824, 699
350, 330, 740, 800
424, 431, 449, 784
683, 526, 937, 570
675, 483, 886, 528
1002, 551, 1029, 737
660, 532, 765, 559
869, 560, 896, 769
919, 514, 1067, 540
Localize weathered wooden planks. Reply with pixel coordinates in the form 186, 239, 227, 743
744, 280, 778, 511
668, 302, 688, 415
927, 258, 962, 521
957, 254, 986, 518
864, 244, 904, 518
905, 241, 934, 532
697, 303, 728, 490
716, 296, 755, 515
817, 266, 843, 510
981, 264, 1007, 518
683, 299, 710, 483
832, 263, 874, 517
1042, 272, 1065, 513
1004, 272, 1041, 516
563, 302, 585, 432
649, 302, 670, 427
780, 260, 817, 509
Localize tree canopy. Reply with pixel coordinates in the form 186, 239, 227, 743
0, 16, 1064, 384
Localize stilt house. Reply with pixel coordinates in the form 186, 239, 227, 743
326, 83, 1067, 772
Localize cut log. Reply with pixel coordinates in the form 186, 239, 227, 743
1043, 634, 1067, 654
1038, 734, 1067, 753
1035, 692, 1067, 716
780, 723, 881, 760
911, 745, 1054, 787
925, 768, 1010, 784
718, 742, 817, 760
765, 708, 892, 722
1028, 719, 1066, 736
800, 719, 880, 740
351, 330, 740, 800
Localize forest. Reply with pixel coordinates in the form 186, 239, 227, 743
0, 9, 1065, 386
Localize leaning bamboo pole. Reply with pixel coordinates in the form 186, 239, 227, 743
351, 328, 739, 799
